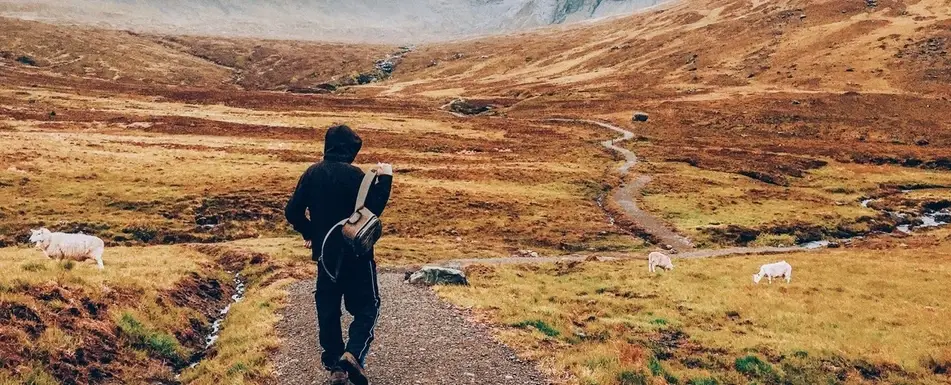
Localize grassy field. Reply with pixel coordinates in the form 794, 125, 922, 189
2, 1, 950, 382
0, 82, 642, 383
0, 86, 641, 260
0, 245, 231, 384
438, 229, 951, 385
0, 240, 310, 385
634, 156, 951, 247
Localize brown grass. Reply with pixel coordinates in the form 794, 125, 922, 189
437, 229, 951, 385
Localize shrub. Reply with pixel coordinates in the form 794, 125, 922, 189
21, 366, 58, 385
617, 371, 648, 385
649, 356, 680, 384
735, 355, 779, 383
118, 313, 185, 364
922, 354, 951, 375
227, 362, 249, 376
21, 262, 47, 272
649, 356, 663, 376
651, 318, 669, 326
123, 226, 158, 243
512, 319, 560, 337
687, 377, 719, 385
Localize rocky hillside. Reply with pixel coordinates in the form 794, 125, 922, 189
0, 0, 667, 43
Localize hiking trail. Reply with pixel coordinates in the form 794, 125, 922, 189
549, 118, 693, 251
274, 276, 549, 385
272, 117, 819, 385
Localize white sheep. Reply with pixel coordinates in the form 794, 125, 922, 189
752, 261, 792, 284
648, 251, 674, 273
29, 228, 105, 269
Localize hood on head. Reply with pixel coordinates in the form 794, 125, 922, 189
323, 125, 362, 163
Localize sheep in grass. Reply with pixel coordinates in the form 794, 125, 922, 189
752, 261, 792, 284
29, 228, 105, 269
648, 252, 674, 273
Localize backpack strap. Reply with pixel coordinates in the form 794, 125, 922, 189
318, 218, 349, 282
354, 169, 378, 211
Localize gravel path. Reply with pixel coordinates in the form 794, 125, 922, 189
273, 275, 550, 385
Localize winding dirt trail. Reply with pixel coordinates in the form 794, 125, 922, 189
548, 118, 694, 250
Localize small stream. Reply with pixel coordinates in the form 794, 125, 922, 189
781, 194, 948, 250
204, 272, 246, 348
848, 194, 949, 238
179, 272, 247, 374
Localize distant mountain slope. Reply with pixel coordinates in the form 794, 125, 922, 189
0, 17, 393, 89
0, 0, 667, 43
388, 0, 951, 97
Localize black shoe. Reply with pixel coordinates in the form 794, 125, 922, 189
328, 369, 348, 385
338, 352, 369, 385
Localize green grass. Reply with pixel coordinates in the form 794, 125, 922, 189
117, 312, 186, 365
686, 377, 719, 385
734, 355, 778, 382
512, 319, 561, 338
617, 371, 648, 385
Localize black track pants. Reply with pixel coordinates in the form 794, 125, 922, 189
315, 255, 381, 370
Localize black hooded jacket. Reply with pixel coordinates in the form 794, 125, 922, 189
285, 125, 392, 261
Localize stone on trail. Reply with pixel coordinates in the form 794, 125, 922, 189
408, 266, 468, 286
632, 111, 649, 122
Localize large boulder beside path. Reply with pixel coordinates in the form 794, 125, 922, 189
407, 266, 468, 286
448, 99, 493, 115
632, 111, 650, 122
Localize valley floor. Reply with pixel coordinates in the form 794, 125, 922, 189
2, 59, 950, 385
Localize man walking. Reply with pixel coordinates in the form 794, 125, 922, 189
285, 125, 393, 385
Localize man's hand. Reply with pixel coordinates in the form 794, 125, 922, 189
376, 162, 393, 176
304, 240, 312, 249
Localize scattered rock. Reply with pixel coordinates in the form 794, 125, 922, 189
915, 137, 930, 146
513, 250, 540, 258
449, 99, 493, 115
375, 59, 395, 74
866, 0, 878, 7
408, 266, 469, 286
632, 111, 649, 122
286, 86, 332, 95
585, 255, 600, 262
15, 55, 37, 66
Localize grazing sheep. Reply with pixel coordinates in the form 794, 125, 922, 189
29, 228, 105, 269
752, 261, 792, 284
648, 251, 674, 273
